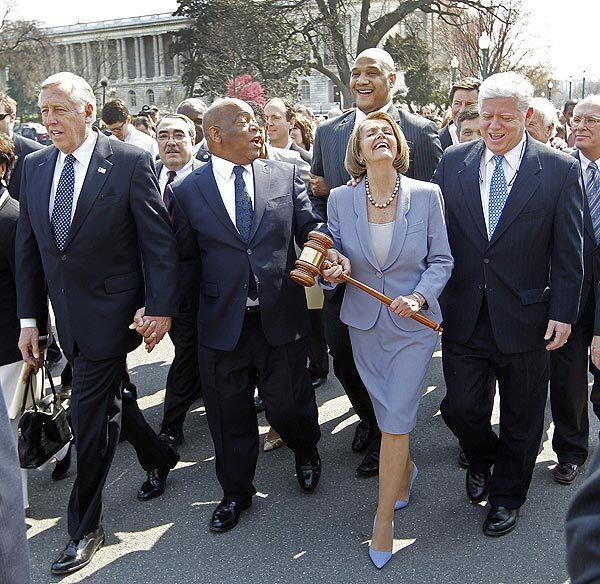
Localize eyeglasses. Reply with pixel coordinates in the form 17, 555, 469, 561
157, 132, 189, 143
0, 113, 11, 121
571, 116, 600, 128
108, 122, 126, 134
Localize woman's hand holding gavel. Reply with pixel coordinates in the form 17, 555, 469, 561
321, 249, 352, 284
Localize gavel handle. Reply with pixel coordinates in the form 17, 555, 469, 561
323, 262, 442, 332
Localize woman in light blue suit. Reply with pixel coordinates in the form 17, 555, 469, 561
323, 112, 453, 568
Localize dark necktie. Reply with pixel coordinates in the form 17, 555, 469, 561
162, 170, 177, 213
586, 161, 600, 243
51, 154, 76, 250
233, 165, 257, 300
233, 165, 253, 242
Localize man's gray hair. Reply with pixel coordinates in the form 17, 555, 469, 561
176, 97, 208, 115
530, 97, 558, 129
39, 72, 97, 121
575, 94, 600, 111
156, 113, 196, 141
478, 72, 534, 116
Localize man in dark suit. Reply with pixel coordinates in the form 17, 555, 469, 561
438, 77, 481, 151
309, 47, 442, 476
16, 72, 179, 575
549, 95, 600, 485
434, 72, 584, 536
0, 93, 44, 202
170, 98, 331, 533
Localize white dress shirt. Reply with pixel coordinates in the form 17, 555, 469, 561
449, 123, 459, 145
158, 156, 196, 194
210, 155, 257, 305
579, 152, 600, 189
354, 101, 394, 125
0, 189, 9, 210
123, 125, 159, 160
22, 131, 98, 328
48, 130, 98, 221
479, 133, 527, 232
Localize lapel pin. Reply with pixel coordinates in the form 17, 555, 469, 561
98, 167, 107, 174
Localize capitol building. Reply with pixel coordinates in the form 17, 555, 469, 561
44, 12, 341, 114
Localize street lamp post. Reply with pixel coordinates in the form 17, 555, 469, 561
478, 32, 491, 80
100, 76, 108, 107
568, 76, 573, 100
582, 71, 586, 99
547, 80, 553, 101
450, 56, 459, 85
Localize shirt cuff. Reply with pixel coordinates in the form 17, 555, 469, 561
20, 318, 37, 328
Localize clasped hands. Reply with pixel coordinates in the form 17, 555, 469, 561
130, 308, 171, 353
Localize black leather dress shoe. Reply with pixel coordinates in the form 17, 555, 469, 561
52, 443, 72, 481
254, 396, 265, 413
50, 526, 105, 575
466, 468, 491, 503
352, 421, 373, 453
210, 498, 252, 532
137, 445, 180, 501
553, 462, 579, 485
356, 449, 379, 477
310, 372, 328, 389
296, 449, 321, 492
458, 448, 470, 469
159, 427, 185, 450
483, 506, 518, 536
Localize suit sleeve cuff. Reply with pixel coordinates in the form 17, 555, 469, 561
20, 318, 37, 328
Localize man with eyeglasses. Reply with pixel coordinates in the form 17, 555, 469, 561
0, 93, 43, 202
153, 113, 204, 461
101, 99, 159, 160
550, 95, 600, 486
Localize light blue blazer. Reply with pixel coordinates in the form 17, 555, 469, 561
326, 176, 453, 332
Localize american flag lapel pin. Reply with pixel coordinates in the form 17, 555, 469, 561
98, 167, 107, 174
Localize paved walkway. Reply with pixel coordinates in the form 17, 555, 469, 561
26, 339, 592, 583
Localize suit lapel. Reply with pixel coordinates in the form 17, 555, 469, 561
382, 177, 410, 270
458, 141, 488, 241
196, 161, 245, 242
574, 151, 597, 243
488, 137, 541, 246
64, 132, 113, 250
249, 159, 270, 242
353, 181, 380, 271
32, 147, 59, 245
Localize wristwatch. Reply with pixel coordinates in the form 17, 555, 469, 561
411, 292, 427, 309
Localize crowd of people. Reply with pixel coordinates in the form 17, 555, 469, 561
1, 44, 600, 582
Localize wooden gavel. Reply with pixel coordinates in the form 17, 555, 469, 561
290, 231, 442, 332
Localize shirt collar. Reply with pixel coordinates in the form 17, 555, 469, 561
449, 123, 459, 145
579, 151, 600, 174
58, 130, 97, 169
285, 138, 294, 150
211, 154, 253, 181
355, 101, 393, 124
0, 188, 8, 209
483, 133, 526, 170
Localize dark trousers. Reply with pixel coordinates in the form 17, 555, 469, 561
441, 300, 549, 509
198, 311, 320, 501
307, 308, 329, 378
161, 312, 202, 433
67, 352, 169, 540
323, 287, 380, 448
550, 291, 600, 465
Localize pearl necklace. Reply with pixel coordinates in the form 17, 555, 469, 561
365, 174, 400, 208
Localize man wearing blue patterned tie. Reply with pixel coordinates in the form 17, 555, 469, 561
551, 95, 600, 486
15, 73, 180, 575
434, 72, 584, 537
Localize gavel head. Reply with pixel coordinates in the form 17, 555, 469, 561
290, 230, 334, 287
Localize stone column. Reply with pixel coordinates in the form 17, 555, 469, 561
66, 44, 74, 72
139, 37, 147, 79
133, 37, 141, 80
152, 35, 159, 79
121, 38, 129, 80
173, 53, 180, 76
157, 34, 165, 78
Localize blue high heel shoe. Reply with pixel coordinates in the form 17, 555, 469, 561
369, 517, 393, 569
394, 462, 419, 511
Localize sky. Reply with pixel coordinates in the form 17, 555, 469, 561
7, 0, 600, 80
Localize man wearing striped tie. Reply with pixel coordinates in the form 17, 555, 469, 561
550, 95, 600, 486
433, 72, 584, 537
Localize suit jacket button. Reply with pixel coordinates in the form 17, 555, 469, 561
478, 284, 484, 290
60, 254, 67, 261
376, 271, 382, 279
60, 288, 65, 294
483, 258, 490, 264
247, 249, 252, 255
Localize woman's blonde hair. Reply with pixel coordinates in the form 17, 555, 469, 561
345, 111, 410, 178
